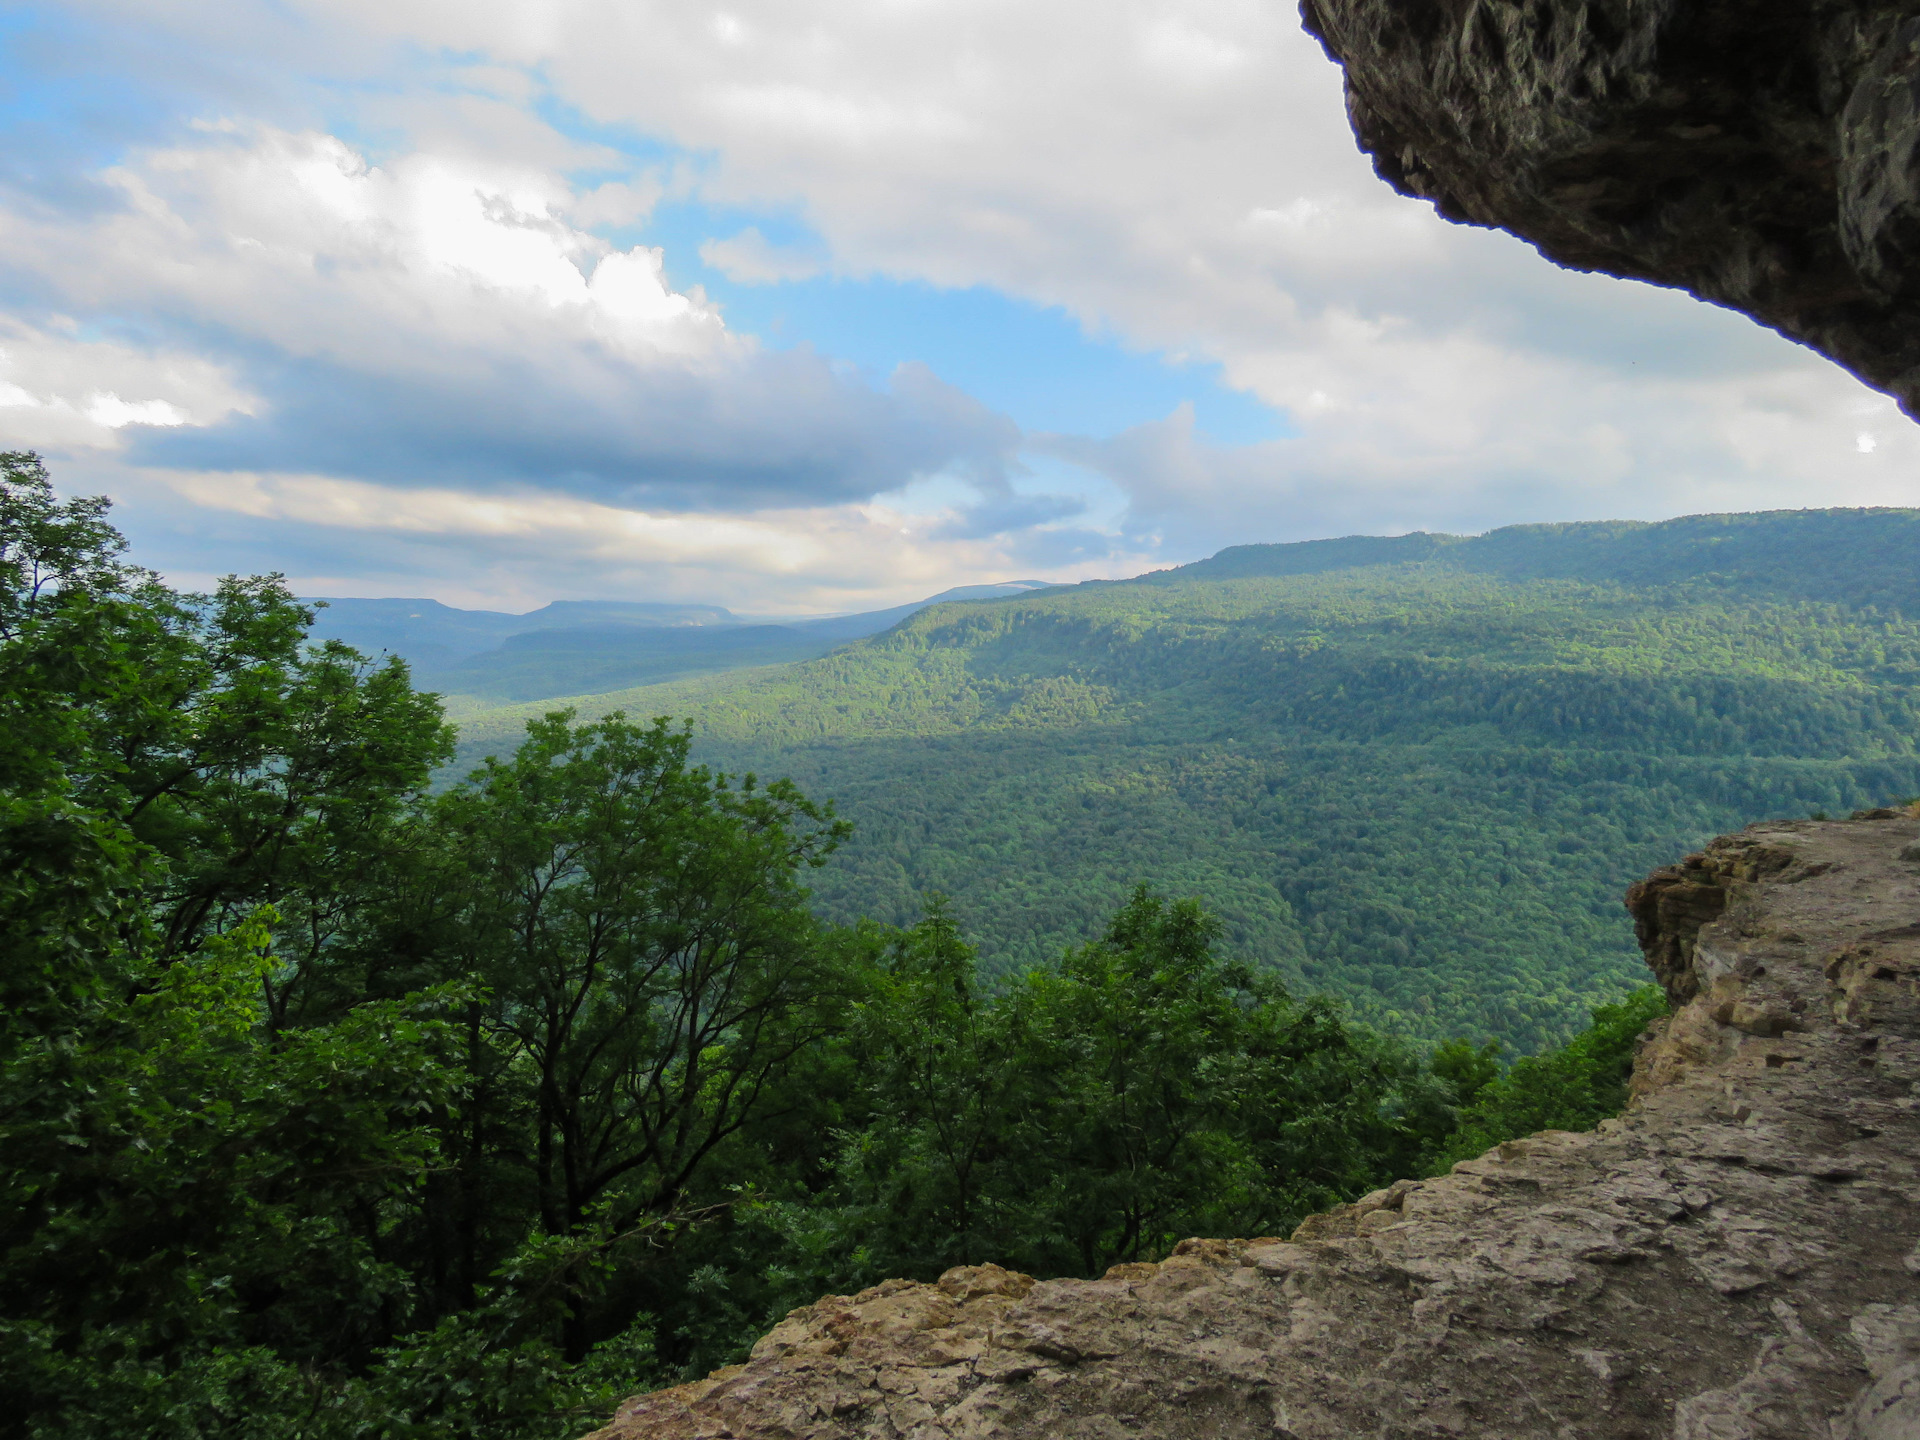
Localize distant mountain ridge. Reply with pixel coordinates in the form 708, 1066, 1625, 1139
307, 581, 1056, 702
322, 507, 1920, 694
1168, 508, 1920, 609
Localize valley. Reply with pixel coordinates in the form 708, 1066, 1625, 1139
445, 508, 1920, 1050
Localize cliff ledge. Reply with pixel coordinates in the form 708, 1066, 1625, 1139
592, 815, 1920, 1440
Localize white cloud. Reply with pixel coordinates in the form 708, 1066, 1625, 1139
87, 3, 1893, 472
0, 319, 255, 451
85, 394, 188, 428
23, 0, 1920, 607
112, 462, 1140, 612
565, 177, 664, 230
1038, 362, 1920, 556
699, 227, 825, 284
1, 122, 1018, 511
53, 125, 731, 365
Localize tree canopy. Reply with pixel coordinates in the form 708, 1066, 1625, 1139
0, 454, 1668, 1438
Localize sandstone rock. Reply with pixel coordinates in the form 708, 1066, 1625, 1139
592, 816, 1920, 1440
1844, 1305, 1920, 1439
1298, 0, 1920, 416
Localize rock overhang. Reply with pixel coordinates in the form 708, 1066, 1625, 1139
1299, 0, 1920, 417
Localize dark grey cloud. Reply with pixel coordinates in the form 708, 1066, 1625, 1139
126, 349, 1022, 513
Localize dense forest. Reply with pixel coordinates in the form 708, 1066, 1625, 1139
0, 452, 1661, 1437
452, 509, 1920, 1051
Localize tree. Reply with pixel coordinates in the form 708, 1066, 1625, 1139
0, 451, 1669, 1431
822, 899, 1030, 1275
0, 455, 469, 1433
0, 451, 154, 1052
1429, 1037, 1502, 1108
1425, 987, 1668, 1172
818, 888, 1439, 1284
1016, 890, 1258, 1271
429, 711, 855, 1357
0, 451, 453, 1029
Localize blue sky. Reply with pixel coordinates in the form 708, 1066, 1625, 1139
637, 203, 1289, 445
536, 95, 1290, 444
0, 0, 1911, 612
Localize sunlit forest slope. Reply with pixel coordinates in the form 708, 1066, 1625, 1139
452, 509, 1920, 1050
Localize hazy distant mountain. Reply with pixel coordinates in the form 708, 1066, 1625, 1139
306, 580, 1057, 701
415, 625, 828, 704
304, 598, 739, 672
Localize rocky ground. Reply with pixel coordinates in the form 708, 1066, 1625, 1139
591, 814, 1920, 1440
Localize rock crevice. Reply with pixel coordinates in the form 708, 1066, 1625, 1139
593, 816, 1920, 1440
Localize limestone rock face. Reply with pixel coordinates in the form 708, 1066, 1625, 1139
593, 816, 1920, 1440
1298, 0, 1920, 415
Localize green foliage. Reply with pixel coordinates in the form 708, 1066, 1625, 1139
412, 710, 858, 1360
1425, 986, 1670, 1172
0, 456, 689, 1437
8, 1234, 660, 1440
1429, 1037, 1501, 1108
0, 455, 1727, 1433
741, 890, 1442, 1297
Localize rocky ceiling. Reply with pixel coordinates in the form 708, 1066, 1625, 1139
1299, 0, 1920, 416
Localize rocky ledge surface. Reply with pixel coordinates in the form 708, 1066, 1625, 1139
593, 816, 1920, 1440
1298, 0, 1920, 416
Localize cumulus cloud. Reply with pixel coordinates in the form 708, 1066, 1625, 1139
699, 227, 826, 285
0, 122, 1020, 510
0, 318, 256, 451
17, 0, 1920, 608
1040, 361, 1920, 557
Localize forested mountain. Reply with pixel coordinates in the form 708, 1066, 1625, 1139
452, 509, 1920, 1051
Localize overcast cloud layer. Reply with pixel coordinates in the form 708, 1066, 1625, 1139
2, 0, 1915, 611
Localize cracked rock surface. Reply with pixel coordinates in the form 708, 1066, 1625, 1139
593, 817, 1920, 1440
1298, 0, 1920, 416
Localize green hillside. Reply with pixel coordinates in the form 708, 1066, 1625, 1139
449, 509, 1920, 1051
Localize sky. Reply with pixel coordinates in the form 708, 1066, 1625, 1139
1, 0, 1916, 614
